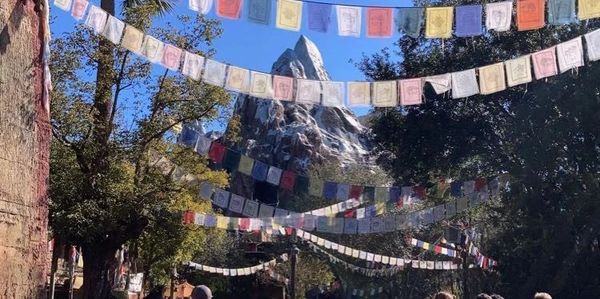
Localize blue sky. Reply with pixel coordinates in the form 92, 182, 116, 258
51, 0, 414, 123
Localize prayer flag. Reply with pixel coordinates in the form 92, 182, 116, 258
161, 44, 182, 71
357, 218, 370, 233
229, 194, 245, 214
252, 160, 269, 181
216, 216, 228, 229
213, 189, 230, 208
355, 208, 365, 219
331, 218, 344, 234
102, 15, 125, 45
585, 29, 600, 61
203, 59, 227, 87
295, 79, 321, 104
367, 8, 393, 38
389, 187, 401, 203
247, 0, 271, 25
336, 184, 350, 201
396, 8, 424, 38
199, 182, 214, 200
548, 0, 576, 25
182, 52, 204, 81
478, 63, 506, 95
190, 0, 213, 14
425, 74, 452, 94
578, 0, 600, 20
347, 82, 371, 106
179, 125, 198, 147
446, 200, 457, 217
222, 149, 241, 171
225, 66, 250, 92
217, 0, 242, 19
457, 197, 468, 212
208, 142, 226, 163
71, 0, 88, 20
266, 166, 283, 185
276, 0, 302, 31
273, 75, 294, 101
242, 199, 260, 217
455, 5, 483, 37
532, 48, 558, 79
374, 187, 389, 202
307, 3, 332, 32
54, 0, 72, 11
399, 78, 423, 106
280, 170, 296, 191
372, 81, 397, 107
370, 217, 384, 233
425, 7, 453, 38
433, 205, 446, 221
363, 186, 375, 202
295, 176, 310, 194
336, 6, 362, 37
321, 81, 345, 107
85, 6, 108, 34
556, 37, 584, 73
451, 69, 479, 98
249, 71, 273, 99
505, 55, 532, 87
485, 1, 513, 32
349, 185, 363, 200
517, 0, 545, 31
309, 179, 325, 197
414, 185, 426, 200
238, 155, 254, 176
323, 182, 338, 200
475, 177, 487, 192
259, 204, 275, 218
142, 36, 164, 63
344, 218, 358, 234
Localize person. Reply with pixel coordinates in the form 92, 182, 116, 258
191, 285, 212, 299
534, 292, 552, 299
433, 291, 454, 299
490, 294, 504, 299
476, 294, 492, 299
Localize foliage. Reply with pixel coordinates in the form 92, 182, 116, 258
49, 2, 233, 297
357, 0, 600, 298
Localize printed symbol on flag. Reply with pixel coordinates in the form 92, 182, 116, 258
253, 77, 267, 93
276, 82, 290, 97
341, 11, 357, 31
563, 45, 578, 63
350, 85, 364, 98
523, 3, 537, 14
491, 10, 505, 27
431, 16, 445, 34
72, 0, 87, 19
283, 8, 295, 20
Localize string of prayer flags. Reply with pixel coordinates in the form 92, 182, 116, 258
556, 37, 584, 73
585, 29, 600, 61
307, 3, 332, 33
578, 0, 600, 20
183, 254, 287, 276
367, 8, 394, 38
337, 6, 362, 37
485, 1, 512, 32
517, 0, 545, 31
425, 7, 453, 38
451, 69, 479, 99
548, 0, 576, 25
372, 81, 397, 107
247, 0, 271, 25
409, 238, 459, 258
85, 5, 108, 34
190, 0, 213, 14
532, 48, 558, 79
455, 5, 482, 37
479, 63, 506, 95
102, 15, 125, 45
217, 0, 243, 19
396, 8, 424, 38
276, 0, 303, 31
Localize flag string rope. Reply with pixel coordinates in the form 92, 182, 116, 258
55, 2, 600, 107
182, 253, 288, 276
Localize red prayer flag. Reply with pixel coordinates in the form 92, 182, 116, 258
285, 227, 294, 236
280, 170, 296, 191
414, 185, 426, 199
434, 245, 443, 254
239, 218, 250, 231
367, 8, 393, 37
349, 185, 363, 200
208, 142, 226, 163
344, 209, 355, 218
217, 0, 243, 19
475, 177, 487, 191
395, 199, 404, 208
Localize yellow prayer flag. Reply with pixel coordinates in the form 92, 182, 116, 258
216, 216, 228, 229
276, 0, 303, 31
121, 25, 144, 53
579, 0, 600, 20
478, 63, 506, 95
425, 7, 454, 38
375, 202, 385, 215
238, 155, 254, 176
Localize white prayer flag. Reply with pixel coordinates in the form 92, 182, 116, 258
212, 189, 230, 208
249, 71, 274, 99
203, 59, 227, 87
189, 0, 213, 14
505, 55, 532, 87
195, 135, 212, 155
425, 74, 452, 94
485, 1, 513, 32
228, 194, 245, 214
54, 0, 72, 11
372, 81, 397, 107
359, 251, 367, 260
182, 52, 205, 81
266, 166, 283, 185
584, 29, 600, 61
451, 69, 479, 99
336, 6, 362, 37
356, 207, 365, 219
259, 204, 275, 218
321, 81, 345, 107
556, 37, 584, 73
347, 82, 371, 106
102, 15, 125, 45
142, 36, 164, 63
85, 6, 108, 34
295, 79, 321, 104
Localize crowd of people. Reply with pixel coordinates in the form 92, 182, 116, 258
434, 291, 553, 299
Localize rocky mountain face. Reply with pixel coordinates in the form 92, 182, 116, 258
231, 35, 372, 179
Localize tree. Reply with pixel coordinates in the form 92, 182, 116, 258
359, 0, 600, 297
49, 3, 231, 297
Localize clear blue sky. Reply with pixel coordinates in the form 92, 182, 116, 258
50, 0, 414, 120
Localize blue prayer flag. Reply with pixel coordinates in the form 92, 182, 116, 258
451, 181, 463, 197
548, 0, 575, 25
323, 181, 338, 200
179, 125, 199, 148
455, 5, 482, 37
307, 2, 332, 32
251, 160, 269, 181
389, 187, 401, 203
247, 0, 271, 25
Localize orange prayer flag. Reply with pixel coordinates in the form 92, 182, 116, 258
367, 8, 393, 38
217, 0, 243, 19
517, 0, 545, 31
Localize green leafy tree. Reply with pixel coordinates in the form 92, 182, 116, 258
49, 2, 231, 298
358, 0, 600, 297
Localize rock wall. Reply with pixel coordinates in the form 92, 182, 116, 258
0, 0, 50, 298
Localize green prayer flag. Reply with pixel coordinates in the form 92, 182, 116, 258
238, 155, 254, 176
309, 179, 324, 197
221, 149, 241, 171
295, 176, 310, 194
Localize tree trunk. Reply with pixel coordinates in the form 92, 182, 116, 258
81, 244, 119, 299
0, 0, 50, 298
